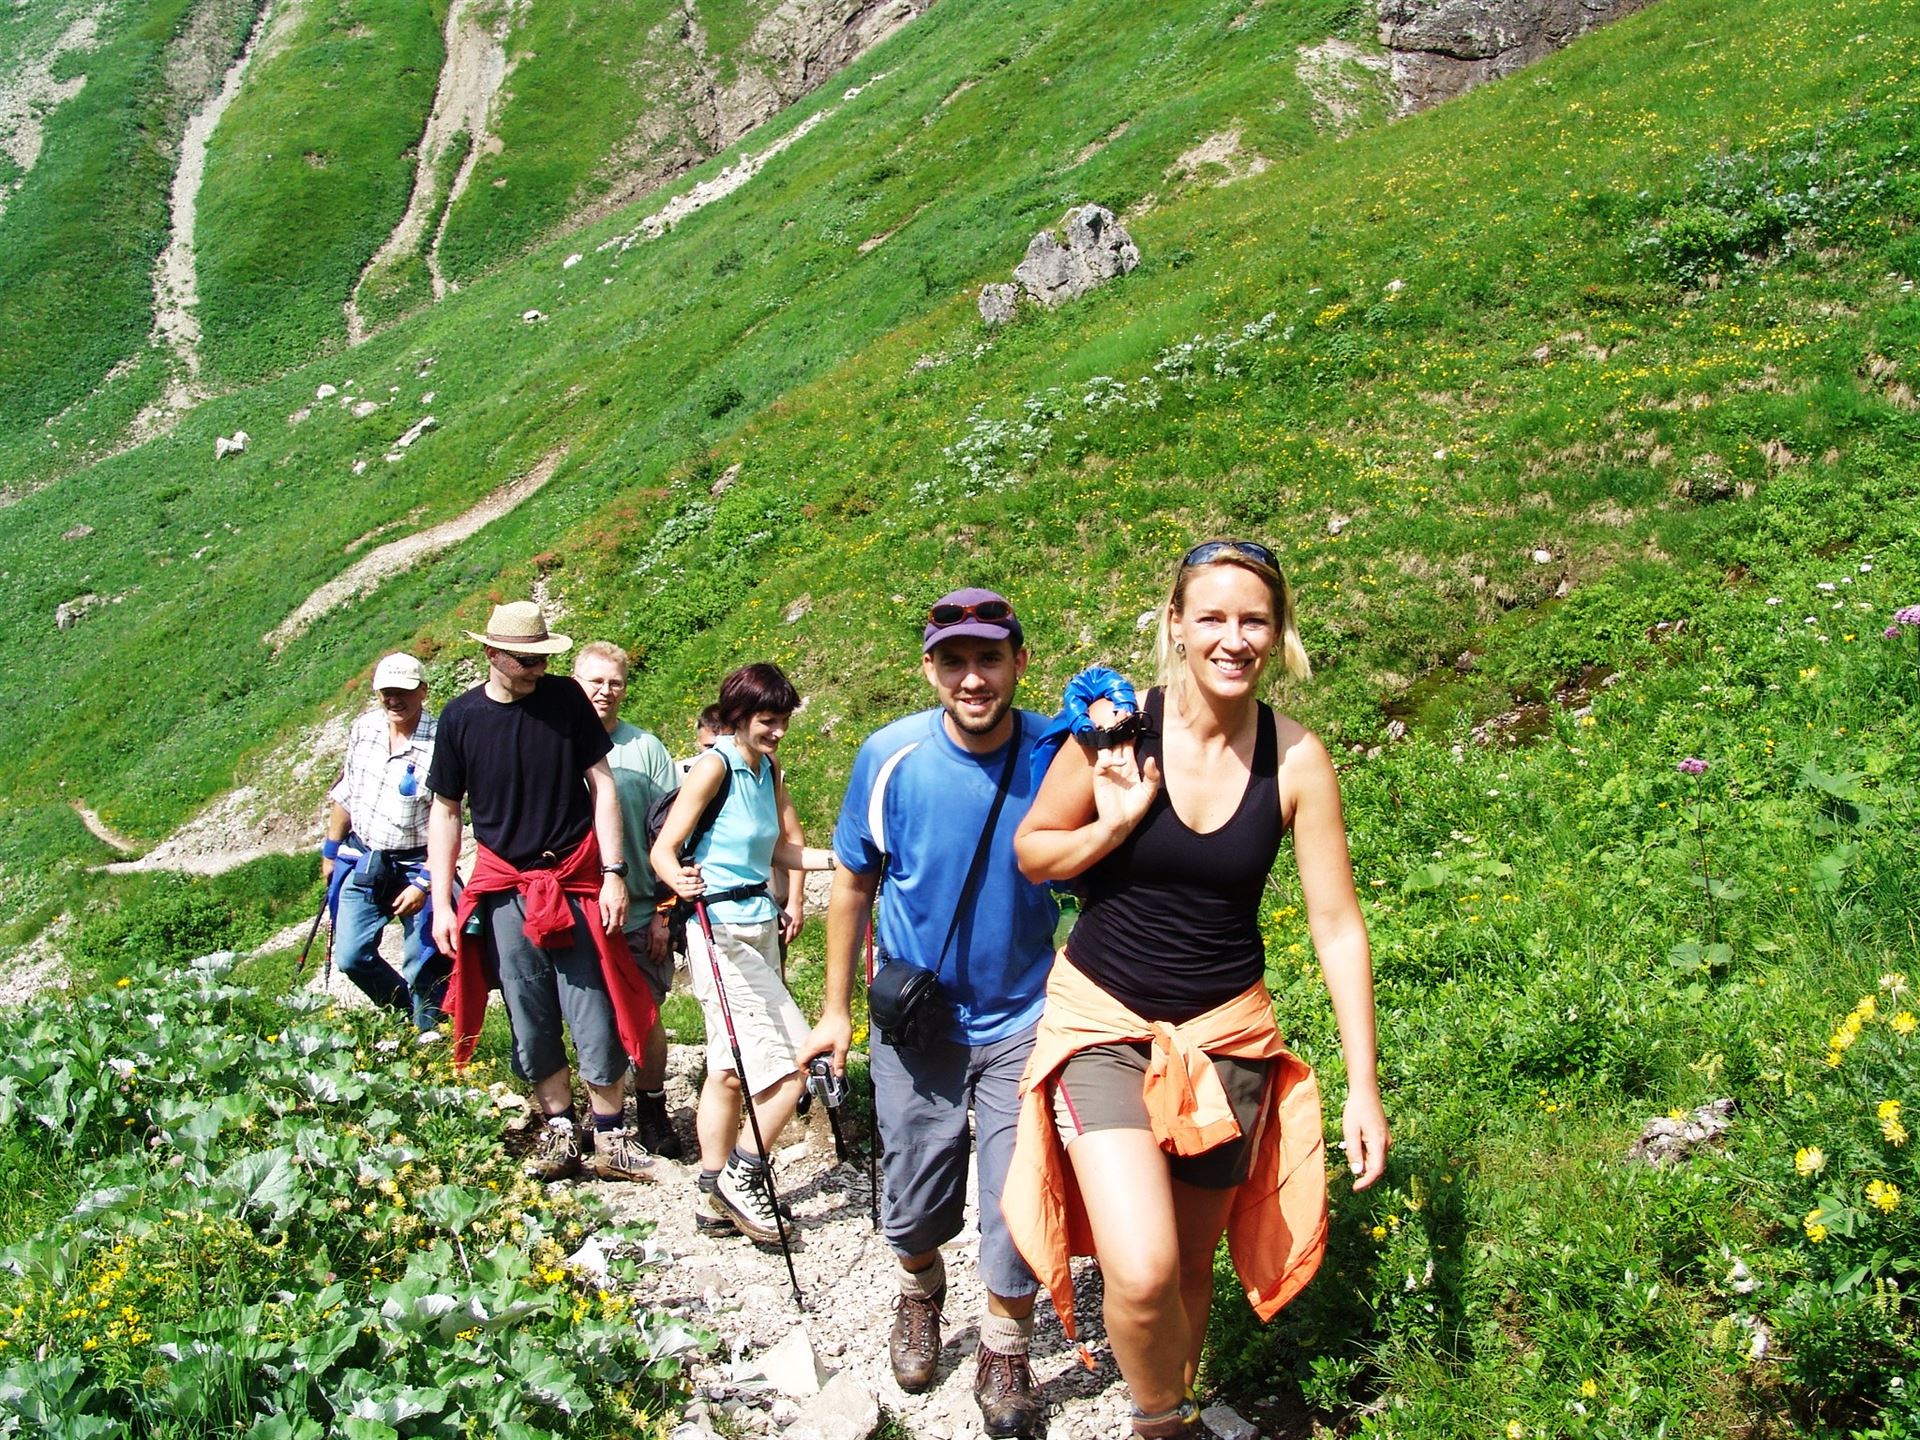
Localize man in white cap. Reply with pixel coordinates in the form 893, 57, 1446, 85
428, 601, 658, 1183
323, 652, 447, 1031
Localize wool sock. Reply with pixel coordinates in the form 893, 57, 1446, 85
730, 1146, 768, 1173
698, 1168, 721, 1193
547, 1106, 579, 1129
591, 1109, 624, 1133
978, 1310, 1032, 1356
897, 1253, 946, 1300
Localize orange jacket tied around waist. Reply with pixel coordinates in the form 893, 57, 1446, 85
447, 830, 658, 1069
1001, 955, 1327, 1338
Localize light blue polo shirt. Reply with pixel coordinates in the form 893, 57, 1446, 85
833, 708, 1058, 1045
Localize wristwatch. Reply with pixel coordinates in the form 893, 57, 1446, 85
601, 861, 629, 877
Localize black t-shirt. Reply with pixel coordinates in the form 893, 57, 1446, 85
1066, 688, 1282, 1022
427, 674, 614, 867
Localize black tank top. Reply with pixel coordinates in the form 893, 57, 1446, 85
1066, 688, 1284, 1022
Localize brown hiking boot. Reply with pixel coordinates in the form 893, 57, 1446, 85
888, 1285, 944, 1392
1130, 1399, 1200, 1438
583, 1126, 657, 1182
525, 1115, 582, 1182
974, 1347, 1044, 1438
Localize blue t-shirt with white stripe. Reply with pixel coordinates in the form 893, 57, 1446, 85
832, 708, 1058, 1045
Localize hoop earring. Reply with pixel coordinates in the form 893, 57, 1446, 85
1174, 641, 1186, 656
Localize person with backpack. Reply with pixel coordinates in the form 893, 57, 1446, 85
649, 662, 837, 1243
799, 589, 1059, 1438
574, 639, 684, 1160
1005, 540, 1389, 1438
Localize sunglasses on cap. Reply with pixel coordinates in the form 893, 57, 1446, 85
1182, 538, 1279, 571
926, 597, 1016, 628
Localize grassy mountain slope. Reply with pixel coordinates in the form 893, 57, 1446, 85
3, 0, 1919, 1428
193, 0, 449, 383
0, 0, 255, 454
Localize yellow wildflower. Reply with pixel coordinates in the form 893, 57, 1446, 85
1370, 1225, 1387, 1241
115, 977, 131, 989
1879, 1100, 1902, 1123
1507, 1423, 1526, 1440
1803, 1208, 1829, 1243
1884, 1119, 1909, 1147
1794, 1147, 1826, 1177
1855, 996, 1878, 1021
1866, 1180, 1901, 1213
1892, 1012, 1918, 1036
1580, 1378, 1598, 1399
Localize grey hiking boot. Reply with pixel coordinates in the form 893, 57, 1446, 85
889, 1285, 945, 1393
525, 1115, 582, 1182
709, 1156, 787, 1245
583, 1126, 657, 1182
698, 1169, 792, 1232
974, 1347, 1045, 1437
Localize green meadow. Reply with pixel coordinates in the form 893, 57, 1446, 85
1, 0, 1917, 1431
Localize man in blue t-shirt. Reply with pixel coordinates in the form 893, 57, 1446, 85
802, 588, 1058, 1439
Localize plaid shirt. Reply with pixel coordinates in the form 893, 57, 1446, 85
329, 709, 438, 851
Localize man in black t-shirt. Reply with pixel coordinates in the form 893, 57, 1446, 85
427, 600, 655, 1184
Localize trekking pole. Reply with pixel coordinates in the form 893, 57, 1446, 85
294, 890, 329, 971
694, 899, 804, 1310
865, 911, 880, 1231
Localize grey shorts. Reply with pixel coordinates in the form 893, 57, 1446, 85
483, 890, 629, 1088
872, 1022, 1039, 1301
622, 923, 675, 1004
1052, 1042, 1269, 1190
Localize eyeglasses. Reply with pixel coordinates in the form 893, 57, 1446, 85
927, 598, 1016, 628
500, 651, 549, 667
1181, 539, 1279, 571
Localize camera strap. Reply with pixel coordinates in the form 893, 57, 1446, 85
930, 713, 1022, 984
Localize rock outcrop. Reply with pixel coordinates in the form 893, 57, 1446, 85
1378, 0, 1654, 112
981, 205, 1139, 323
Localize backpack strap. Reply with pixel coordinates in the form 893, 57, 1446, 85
868, 739, 921, 864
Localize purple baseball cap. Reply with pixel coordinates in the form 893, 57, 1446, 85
923, 587, 1024, 652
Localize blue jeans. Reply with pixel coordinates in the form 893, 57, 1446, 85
333, 871, 449, 1030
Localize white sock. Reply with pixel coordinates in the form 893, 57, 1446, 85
978, 1310, 1032, 1356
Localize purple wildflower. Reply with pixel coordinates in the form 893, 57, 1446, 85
1888, 625, 1906, 640
1677, 757, 1710, 776
1895, 604, 1920, 627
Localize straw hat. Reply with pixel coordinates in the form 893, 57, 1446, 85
463, 600, 573, 655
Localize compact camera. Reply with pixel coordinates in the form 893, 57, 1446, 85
804, 1056, 849, 1109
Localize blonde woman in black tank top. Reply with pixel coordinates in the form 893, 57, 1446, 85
1015, 540, 1389, 1437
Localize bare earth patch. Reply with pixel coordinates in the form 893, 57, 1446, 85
262, 445, 567, 652
1295, 36, 1395, 134
0, 6, 105, 222
1164, 127, 1269, 186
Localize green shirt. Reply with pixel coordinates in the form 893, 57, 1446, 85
607, 720, 678, 913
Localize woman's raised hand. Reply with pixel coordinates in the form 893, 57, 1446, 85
1090, 740, 1160, 840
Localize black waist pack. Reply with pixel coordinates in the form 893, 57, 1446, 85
868, 957, 949, 1051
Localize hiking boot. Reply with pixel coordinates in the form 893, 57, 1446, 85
697, 1170, 791, 1232
635, 1091, 684, 1161
973, 1347, 1044, 1438
888, 1285, 945, 1393
1129, 1399, 1200, 1438
525, 1115, 582, 1182
709, 1157, 787, 1245
582, 1126, 657, 1182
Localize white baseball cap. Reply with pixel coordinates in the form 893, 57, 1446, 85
372, 653, 426, 690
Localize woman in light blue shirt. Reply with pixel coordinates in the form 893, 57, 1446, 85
652, 662, 836, 1245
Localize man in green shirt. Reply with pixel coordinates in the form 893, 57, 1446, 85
575, 640, 684, 1158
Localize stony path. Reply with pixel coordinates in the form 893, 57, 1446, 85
590, 1048, 1153, 1440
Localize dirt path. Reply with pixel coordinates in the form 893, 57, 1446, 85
347, 0, 512, 341
137, 0, 281, 437
70, 800, 142, 855
261, 446, 565, 652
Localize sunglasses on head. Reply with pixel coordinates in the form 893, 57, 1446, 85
927, 598, 1016, 628
1182, 539, 1279, 571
